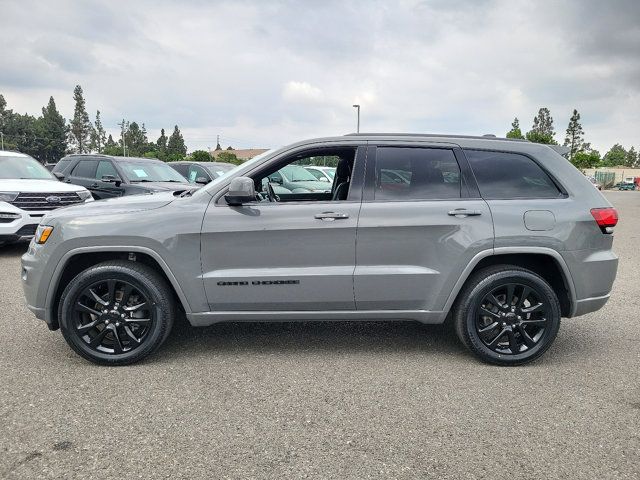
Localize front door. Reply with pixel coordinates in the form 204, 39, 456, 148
200, 144, 365, 312
355, 143, 494, 312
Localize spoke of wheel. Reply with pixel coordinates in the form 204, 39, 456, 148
125, 318, 151, 326
123, 326, 141, 344
123, 301, 147, 312
75, 302, 102, 317
77, 320, 99, 334
507, 329, 519, 354
106, 280, 117, 305
110, 325, 124, 354
478, 321, 500, 334
487, 328, 507, 347
522, 318, 547, 326
517, 325, 536, 348
505, 284, 515, 308
521, 303, 543, 314
487, 294, 504, 310
480, 307, 501, 319
87, 288, 108, 306
89, 328, 109, 347
516, 286, 531, 310
120, 284, 133, 307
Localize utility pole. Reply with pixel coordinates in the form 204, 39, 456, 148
117, 120, 127, 156
352, 104, 360, 133
0, 132, 3, 150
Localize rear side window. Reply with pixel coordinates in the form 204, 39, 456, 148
464, 150, 562, 199
374, 147, 461, 200
71, 159, 99, 178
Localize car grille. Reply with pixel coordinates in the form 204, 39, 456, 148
9, 192, 83, 211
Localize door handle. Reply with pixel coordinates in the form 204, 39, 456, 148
314, 212, 350, 221
448, 209, 482, 217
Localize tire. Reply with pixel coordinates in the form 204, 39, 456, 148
453, 265, 561, 366
59, 260, 175, 365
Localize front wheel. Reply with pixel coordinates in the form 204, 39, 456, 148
59, 260, 175, 365
453, 265, 561, 366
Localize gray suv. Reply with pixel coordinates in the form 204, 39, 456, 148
21, 134, 619, 366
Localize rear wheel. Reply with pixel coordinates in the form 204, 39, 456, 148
59, 260, 175, 365
453, 265, 561, 366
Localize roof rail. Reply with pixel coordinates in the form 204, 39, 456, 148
344, 133, 530, 142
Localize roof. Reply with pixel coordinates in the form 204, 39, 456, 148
63, 154, 162, 163
345, 133, 529, 142
210, 148, 269, 160
0, 150, 29, 157
171, 161, 235, 167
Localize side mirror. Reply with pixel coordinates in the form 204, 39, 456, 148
195, 176, 210, 185
224, 177, 256, 206
102, 175, 122, 187
53, 172, 65, 181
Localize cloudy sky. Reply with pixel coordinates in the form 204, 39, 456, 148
1, 0, 639, 153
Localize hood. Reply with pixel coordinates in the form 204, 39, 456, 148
0, 178, 87, 193
136, 181, 195, 192
43, 191, 178, 221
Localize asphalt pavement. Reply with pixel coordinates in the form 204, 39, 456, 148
1, 191, 638, 479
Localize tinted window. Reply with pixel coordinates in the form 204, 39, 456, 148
465, 150, 562, 199
171, 164, 189, 176
95, 160, 119, 180
374, 147, 461, 200
188, 165, 209, 183
71, 159, 98, 178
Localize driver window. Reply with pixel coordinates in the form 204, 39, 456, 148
253, 148, 355, 203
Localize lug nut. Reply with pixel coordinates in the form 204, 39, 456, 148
105, 320, 109, 324
115, 322, 120, 327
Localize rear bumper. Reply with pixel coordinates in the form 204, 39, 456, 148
573, 294, 611, 317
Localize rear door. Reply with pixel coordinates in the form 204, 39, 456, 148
355, 142, 494, 312
66, 158, 99, 192
92, 160, 125, 198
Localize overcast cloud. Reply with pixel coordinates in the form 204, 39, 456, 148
0, 0, 638, 153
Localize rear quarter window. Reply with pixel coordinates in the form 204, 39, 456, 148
464, 149, 562, 199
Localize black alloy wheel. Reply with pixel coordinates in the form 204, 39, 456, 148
59, 260, 175, 365
453, 265, 561, 366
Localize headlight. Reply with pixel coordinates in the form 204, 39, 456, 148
77, 190, 92, 201
34, 225, 54, 244
0, 192, 19, 202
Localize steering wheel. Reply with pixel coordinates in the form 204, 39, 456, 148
266, 182, 280, 202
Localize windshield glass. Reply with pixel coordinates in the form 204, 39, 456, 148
281, 165, 318, 182
120, 161, 187, 182
0, 156, 55, 179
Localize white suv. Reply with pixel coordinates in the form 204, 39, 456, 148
0, 151, 93, 245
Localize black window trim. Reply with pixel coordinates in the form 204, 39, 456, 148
362, 144, 479, 202
462, 147, 569, 200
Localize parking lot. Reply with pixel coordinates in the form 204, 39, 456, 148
0, 191, 637, 479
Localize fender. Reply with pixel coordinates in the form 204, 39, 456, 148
441, 246, 577, 317
44, 245, 192, 326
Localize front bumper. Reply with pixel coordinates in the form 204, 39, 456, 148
0, 202, 47, 243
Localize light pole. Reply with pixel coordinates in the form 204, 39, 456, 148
0, 132, 4, 150
352, 104, 360, 133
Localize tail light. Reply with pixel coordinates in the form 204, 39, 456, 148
591, 207, 618, 233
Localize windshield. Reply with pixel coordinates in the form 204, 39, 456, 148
120, 161, 188, 182
281, 165, 319, 182
0, 156, 55, 179
205, 163, 237, 179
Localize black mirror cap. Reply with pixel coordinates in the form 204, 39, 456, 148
52, 172, 65, 181
195, 176, 210, 185
224, 193, 254, 206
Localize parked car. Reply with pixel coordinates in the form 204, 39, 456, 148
614, 181, 635, 191
168, 161, 236, 185
0, 151, 93, 246
267, 164, 332, 193
51, 154, 194, 199
22, 135, 618, 366
304, 166, 335, 183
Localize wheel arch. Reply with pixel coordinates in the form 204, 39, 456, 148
45, 246, 191, 330
444, 248, 576, 318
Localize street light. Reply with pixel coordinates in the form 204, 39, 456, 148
352, 104, 360, 133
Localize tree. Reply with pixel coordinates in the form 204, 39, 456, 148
35, 96, 68, 163
572, 150, 601, 170
156, 128, 168, 160
506, 117, 524, 139
68, 85, 92, 153
189, 150, 213, 162
563, 109, 584, 161
102, 134, 121, 156
526, 107, 556, 144
90, 110, 107, 153
166, 125, 186, 160
216, 151, 242, 165
625, 146, 638, 168
601, 144, 627, 167
124, 121, 148, 156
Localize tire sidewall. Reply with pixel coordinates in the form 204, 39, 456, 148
59, 265, 169, 365
462, 270, 561, 365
